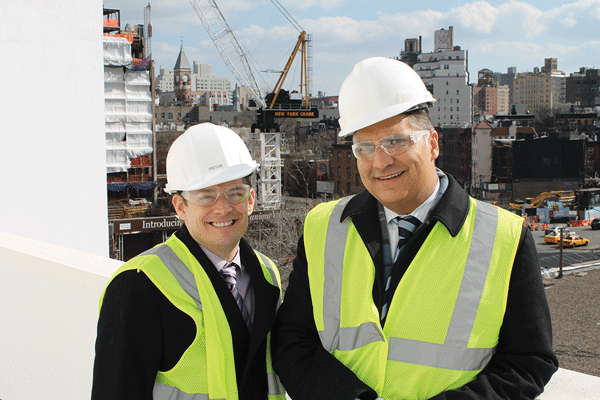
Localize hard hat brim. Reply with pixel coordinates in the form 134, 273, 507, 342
338, 101, 435, 137
164, 162, 258, 194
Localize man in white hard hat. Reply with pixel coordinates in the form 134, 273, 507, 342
272, 58, 557, 400
92, 123, 286, 400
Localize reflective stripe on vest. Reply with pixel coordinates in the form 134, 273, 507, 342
318, 199, 500, 370
255, 251, 283, 311
139, 244, 203, 311
140, 243, 285, 399
153, 383, 224, 400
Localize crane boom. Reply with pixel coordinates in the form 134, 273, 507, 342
188, 0, 266, 108
268, 31, 309, 109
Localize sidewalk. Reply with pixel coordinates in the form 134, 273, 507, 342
544, 266, 600, 378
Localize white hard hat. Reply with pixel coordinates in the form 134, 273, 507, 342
338, 57, 436, 137
164, 123, 258, 193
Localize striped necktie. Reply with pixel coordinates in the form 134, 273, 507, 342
220, 262, 252, 331
381, 215, 421, 321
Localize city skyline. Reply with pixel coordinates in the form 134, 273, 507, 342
110, 0, 600, 97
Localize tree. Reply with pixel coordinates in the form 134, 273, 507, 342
280, 121, 336, 199
245, 201, 313, 291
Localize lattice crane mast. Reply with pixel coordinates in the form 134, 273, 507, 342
188, 0, 266, 108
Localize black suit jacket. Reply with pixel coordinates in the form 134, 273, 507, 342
92, 225, 281, 400
272, 174, 558, 400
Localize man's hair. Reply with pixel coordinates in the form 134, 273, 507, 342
241, 175, 252, 186
403, 108, 435, 132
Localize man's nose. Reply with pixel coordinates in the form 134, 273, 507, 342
371, 145, 394, 168
212, 193, 233, 211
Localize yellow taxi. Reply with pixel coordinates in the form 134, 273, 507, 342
562, 234, 590, 248
544, 230, 575, 244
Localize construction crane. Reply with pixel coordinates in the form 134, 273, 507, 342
188, 0, 266, 108
188, 0, 318, 132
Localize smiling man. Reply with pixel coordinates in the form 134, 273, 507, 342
272, 57, 558, 400
92, 123, 285, 400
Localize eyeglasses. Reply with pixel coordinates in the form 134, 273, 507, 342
181, 184, 252, 206
352, 130, 431, 161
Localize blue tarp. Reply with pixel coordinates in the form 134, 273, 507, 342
107, 182, 157, 192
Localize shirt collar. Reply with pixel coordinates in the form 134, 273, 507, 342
200, 244, 242, 272
383, 169, 447, 224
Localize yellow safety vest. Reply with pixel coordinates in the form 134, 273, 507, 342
100, 234, 286, 400
305, 197, 523, 400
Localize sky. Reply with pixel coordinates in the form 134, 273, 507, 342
109, 0, 600, 97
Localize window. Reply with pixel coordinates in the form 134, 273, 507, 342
168, 113, 173, 119
356, 174, 361, 185
347, 152, 352, 162
161, 112, 165, 118
338, 152, 342, 161
347, 168, 351, 179
337, 167, 341, 178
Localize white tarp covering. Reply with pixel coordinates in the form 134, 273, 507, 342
104, 37, 153, 173
103, 36, 133, 67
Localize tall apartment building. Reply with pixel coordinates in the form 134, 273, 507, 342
155, 46, 232, 107
413, 26, 472, 127
473, 69, 510, 116
513, 58, 566, 113
566, 67, 600, 108
155, 68, 174, 92
497, 67, 517, 106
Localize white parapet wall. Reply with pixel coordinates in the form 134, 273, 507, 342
0, 232, 121, 399
2, 231, 600, 399
0, 0, 109, 257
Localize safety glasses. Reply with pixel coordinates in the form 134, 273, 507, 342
181, 184, 251, 206
352, 130, 431, 161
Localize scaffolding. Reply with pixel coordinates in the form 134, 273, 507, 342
259, 131, 283, 210
104, 37, 153, 173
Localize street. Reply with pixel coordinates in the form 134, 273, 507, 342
532, 223, 600, 270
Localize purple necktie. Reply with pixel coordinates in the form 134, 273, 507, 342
220, 262, 252, 331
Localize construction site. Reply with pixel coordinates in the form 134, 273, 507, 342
103, 3, 331, 261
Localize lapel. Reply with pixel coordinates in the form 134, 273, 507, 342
238, 239, 280, 381
341, 191, 386, 309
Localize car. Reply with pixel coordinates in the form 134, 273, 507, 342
591, 219, 600, 230
544, 230, 575, 244
563, 234, 590, 248
544, 232, 562, 244
544, 226, 561, 235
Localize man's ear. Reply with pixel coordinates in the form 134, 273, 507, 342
247, 188, 256, 216
172, 194, 187, 221
429, 130, 440, 160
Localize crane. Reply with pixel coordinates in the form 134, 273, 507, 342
188, 0, 318, 132
188, 0, 266, 108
